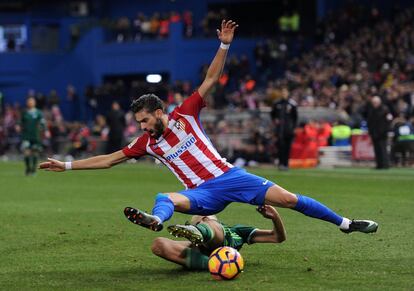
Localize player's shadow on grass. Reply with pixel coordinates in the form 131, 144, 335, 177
109, 266, 199, 277
11, 267, 200, 289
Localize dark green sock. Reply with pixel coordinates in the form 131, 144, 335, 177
31, 154, 38, 173
24, 156, 30, 173
184, 248, 209, 270
196, 223, 214, 242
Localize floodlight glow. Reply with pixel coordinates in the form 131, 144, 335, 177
146, 74, 162, 83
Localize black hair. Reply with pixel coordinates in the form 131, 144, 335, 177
130, 94, 164, 113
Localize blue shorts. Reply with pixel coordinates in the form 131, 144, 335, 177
179, 167, 275, 215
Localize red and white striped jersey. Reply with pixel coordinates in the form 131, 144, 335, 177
122, 91, 233, 189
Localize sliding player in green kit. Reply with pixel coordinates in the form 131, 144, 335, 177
149, 205, 286, 270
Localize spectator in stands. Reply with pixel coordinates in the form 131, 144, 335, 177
316, 120, 332, 147
202, 11, 222, 37
231, 127, 272, 167
362, 96, 392, 169
159, 14, 170, 39
166, 93, 184, 114
149, 13, 161, 38
67, 84, 80, 121
106, 101, 126, 153
124, 111, 139, 142
91, 114, 108, 138
48, 89, 60, 108
212, 72, 229, 109
278, 11, 300, 34
3, 104, 19, 141
35, 92, 47, 110
115, 16, 131, 42
171, 80, 192, 97
182, 11, 193, 38
85, 85, 98, 123
331, 120, 351, 146
271, 87, 298, 170
133, 13, 144, 41
390, 114, 414, 166
48, 105, 66, 154
169, 11, 181, 23
243, 80, 259, 110
66, 122, 90, 159
141, 16, 152, 39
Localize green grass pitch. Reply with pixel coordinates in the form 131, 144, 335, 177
0, 161, 413, 290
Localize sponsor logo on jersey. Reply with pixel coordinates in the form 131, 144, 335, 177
128, 137, 138, 149
165, 134, 196, 161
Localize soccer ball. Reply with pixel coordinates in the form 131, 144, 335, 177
208, 246, 244, 280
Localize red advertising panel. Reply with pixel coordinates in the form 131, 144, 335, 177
351, 134, 375, 161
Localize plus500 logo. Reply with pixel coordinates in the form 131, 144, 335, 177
165, 136, 196, 161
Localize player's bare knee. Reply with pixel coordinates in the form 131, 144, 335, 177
265, 187, 297, 208
167, 193, 191, 212
151, 237, 167, 257
276, 234, 287, 243
281, 192, 298, 208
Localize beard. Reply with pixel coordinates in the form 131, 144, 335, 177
153, 117, 165, 139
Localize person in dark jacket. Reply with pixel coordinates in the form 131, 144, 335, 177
106, 101, 126, 153
271, 87, 298, 170
363, 96, 392, 169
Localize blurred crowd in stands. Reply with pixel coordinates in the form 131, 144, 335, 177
112, 10, 194, 42
109, 7, 300, 42
1, 5, 414, 167
110, 7, 289, 42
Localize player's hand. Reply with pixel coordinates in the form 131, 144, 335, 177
217, 20, 238, 45
256, 205, 279, 220
39, 158, 66, 172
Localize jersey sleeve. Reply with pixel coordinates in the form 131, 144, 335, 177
122, 134, 148, 158
175, 91, 206, 116
231, 224, 258, 245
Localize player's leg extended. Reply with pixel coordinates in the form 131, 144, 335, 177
264, 185, 378, 233
151, 237, 209, 270
124, 192, 190, 231
168, 216, 225, 247
154, 192, 190, 220
24, 149, 31, 175
21, 141, 31, 175
196, 218, 225, 248
30, 148, 40, 174
151, 238, 190, 265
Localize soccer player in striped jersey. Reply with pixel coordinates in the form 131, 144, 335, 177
151, 205, 286, 270
40, 20, 378, 235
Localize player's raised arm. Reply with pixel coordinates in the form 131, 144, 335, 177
39, 150, 129, 172
197, 20, 238, 99
250, 205, 287, 244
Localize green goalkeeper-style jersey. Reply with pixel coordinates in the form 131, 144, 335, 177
220, 224, 257, 250
20, 108, 45, 141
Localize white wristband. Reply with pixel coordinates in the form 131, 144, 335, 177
220, 42, 230, 50
64, 162, 72, 170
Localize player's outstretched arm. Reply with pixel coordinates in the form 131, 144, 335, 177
250, 205, 287, 244
198, 19, 238, 99
39, 150, 129, 172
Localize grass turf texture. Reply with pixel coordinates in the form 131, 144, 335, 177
0, 162, 413, 290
